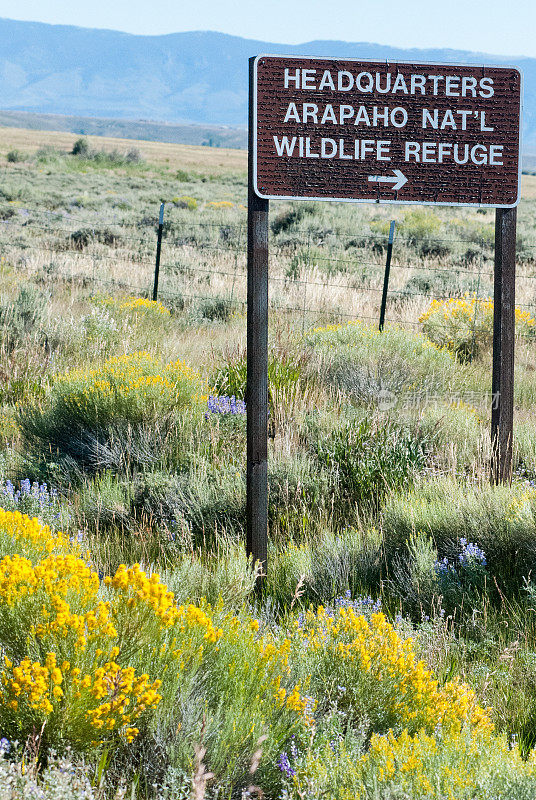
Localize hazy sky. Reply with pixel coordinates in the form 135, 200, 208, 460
0, 0, 535, 58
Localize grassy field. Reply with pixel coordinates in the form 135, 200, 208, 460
2, 129, 536, 798
0, 125, 247, 173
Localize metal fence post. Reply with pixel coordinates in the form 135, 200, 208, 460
379, 221, 396, 331
153, 202, 165, 301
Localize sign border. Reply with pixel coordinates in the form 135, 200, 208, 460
252, 53, 523, 209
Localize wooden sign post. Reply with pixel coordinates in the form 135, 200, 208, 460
247, 55, 522, 576
491, 206, 517, 483
247, 57, 269, 584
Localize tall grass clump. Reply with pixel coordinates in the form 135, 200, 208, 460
266, 526, 381, 608
382, 477, 536, 603
131, 464, 245, 542
307, 412, 429, 517
18, 352, 206, 472
213, 345, 308, 408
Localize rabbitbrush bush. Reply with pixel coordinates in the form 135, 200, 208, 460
278, 603, 536, 799
2, 510, 536, 795
32, 351, 203, 428
18, 351, 206, 470
420, 293, 536, 361
280, 726, 536, 799
99, 295, 171, 321
0, 509, 310, 791
289, 604, 492, 738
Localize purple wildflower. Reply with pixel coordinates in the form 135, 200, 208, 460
205, 394, 246, 418
458, 538, 486, 566
277, 752, 296, 778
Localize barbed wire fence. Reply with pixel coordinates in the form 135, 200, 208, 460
1, 204, 536, 342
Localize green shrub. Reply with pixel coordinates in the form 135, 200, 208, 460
71, 137, 90, 156
6, 149, 23, 163
464, 220, 495, 247
0, 750, 98, 800
0, 285, 46, 350
418, 238, 452, 257
271, 204, 313, 235
382, 478, 536, 599
78, 305, 121, 353
196, 296, 232, 322
401, 208, 442, 242
35, 146, 62, 163
306, 320, 457, 405
402, 268, 477, 300
70, 138, 144, 168
77, 471, 133, 533
69, 227, 122, 250
125, 147, 142, 164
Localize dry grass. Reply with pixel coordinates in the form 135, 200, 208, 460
0, 125, 247, 176
521, 174, 536, 200
0, 124, 534, 381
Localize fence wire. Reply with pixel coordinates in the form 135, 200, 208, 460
1, 208, 536, 339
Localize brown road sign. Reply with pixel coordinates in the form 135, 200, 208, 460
253, 55, 522, 207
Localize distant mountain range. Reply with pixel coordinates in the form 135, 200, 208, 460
0, 18, 535, 153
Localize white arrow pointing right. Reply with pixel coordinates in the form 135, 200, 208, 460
368, 169, 408, 192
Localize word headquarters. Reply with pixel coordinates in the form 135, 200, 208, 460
270, 67, 513, 165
